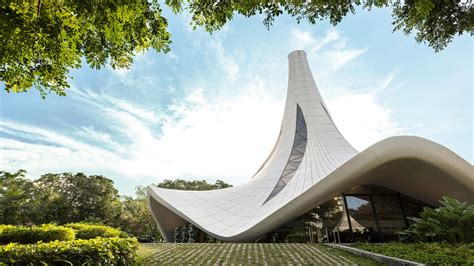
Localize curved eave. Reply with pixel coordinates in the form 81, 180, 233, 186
233, 135, 473, 242
148, 136, 473, 242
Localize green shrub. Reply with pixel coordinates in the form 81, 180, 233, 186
355, 242, 474, 265
399, 196, 474, 243
64, 223, 127, 239
0, 237, 139, 265
0, 224, 75, 244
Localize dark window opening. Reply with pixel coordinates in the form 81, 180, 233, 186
260, 185, 430, 243
263, 104, 307, 204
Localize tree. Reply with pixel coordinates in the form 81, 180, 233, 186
187, 223, 197, 243
167, 0, 472, 52
180, 223, 189, 243
214, 179, 233, 189
117, 186, 162, 240
1, 0, 170, 97
32, 172, 122, 224
0, 170, 34, 224
174, 226, 181, 243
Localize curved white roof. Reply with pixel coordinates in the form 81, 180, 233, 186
148, 51, 474, 242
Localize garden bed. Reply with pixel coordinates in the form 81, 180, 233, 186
354, 242, 474, 265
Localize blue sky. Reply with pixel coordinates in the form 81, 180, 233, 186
1, 7, 472, 195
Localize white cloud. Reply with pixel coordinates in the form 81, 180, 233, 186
0, 120, 109, 155
209, 39, 240, 80
292, 28, 317, 48
70, 87, 162, 124
291, 28, 367, 70
167, 51, 179, 60
107, 65, 131, 78
325, 47, 368, 70
372, 70, 398, 94
109, 98, 161, 123
0, 85, 282, 187
0, 121, 125, 179
0, 28, 405, 193
291, 28, 339, 53
327, 92, 403, 150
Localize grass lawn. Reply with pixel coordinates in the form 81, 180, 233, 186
354, 242, 474, 265
138, 243, 382, 265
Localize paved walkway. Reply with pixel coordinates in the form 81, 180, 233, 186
138, 243, 381, 265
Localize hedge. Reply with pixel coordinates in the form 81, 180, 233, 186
63, 223, 127, 239
0, 224, 75, 245
354, 242, 474, 265
0, 237, 139, 265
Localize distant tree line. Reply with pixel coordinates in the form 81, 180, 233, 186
0, 170, 232, 241
157, 178, 232, 190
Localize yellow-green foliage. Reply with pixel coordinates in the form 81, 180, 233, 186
0, 224, 75, 244
64, 223, 127, 239
0, 237, 139, 265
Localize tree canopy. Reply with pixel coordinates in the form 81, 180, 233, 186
169, 0, 472, 52
1, 0, 472, 97
32, 172, 122, 224
1, 0, 170, 98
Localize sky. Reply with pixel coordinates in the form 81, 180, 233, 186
1, 6, 472, 196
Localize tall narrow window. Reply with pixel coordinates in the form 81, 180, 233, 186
264, 104, 307, 204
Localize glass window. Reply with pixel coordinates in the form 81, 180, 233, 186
263, 185, 431, 243
345, 196, 377, 231
264, 104, 307, 203
372, 195, 406, 233
304, 196, 347, 243
312, 197, 344, 230
400, 196, 428, 224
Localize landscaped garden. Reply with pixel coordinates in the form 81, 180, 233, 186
1, 171, 472, 265
137, 243, 382, 265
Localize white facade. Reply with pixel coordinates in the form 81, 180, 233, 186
148, 51, 474, 242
